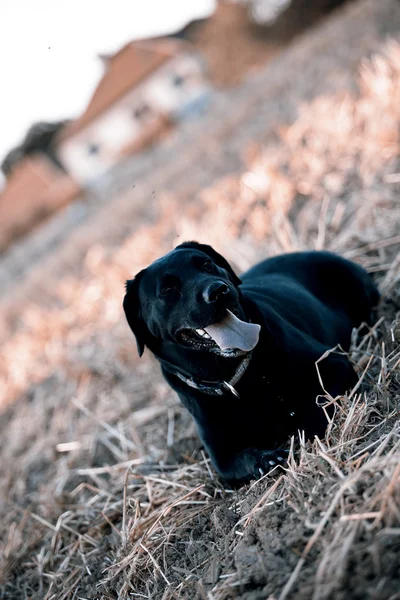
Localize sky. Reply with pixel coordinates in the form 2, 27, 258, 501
0, 0, 216, 168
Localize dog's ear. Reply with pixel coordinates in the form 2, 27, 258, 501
177, 241, 242, 286
123, 275, 146, 357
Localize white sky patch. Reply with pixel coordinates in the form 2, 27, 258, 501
0, 0, 215, 167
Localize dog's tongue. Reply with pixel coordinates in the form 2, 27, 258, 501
204, 310, 260, 351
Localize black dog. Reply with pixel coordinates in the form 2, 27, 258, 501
123, 242, 379, 485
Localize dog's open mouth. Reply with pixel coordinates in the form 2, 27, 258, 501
179, 309, 261, 355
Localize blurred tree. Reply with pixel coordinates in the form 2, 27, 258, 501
247, 0, 350, 39
1, 120, 69, 178
165, 0, 352, 87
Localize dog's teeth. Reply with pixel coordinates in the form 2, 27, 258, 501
195, 329, 211, 339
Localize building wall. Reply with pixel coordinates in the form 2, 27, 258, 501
0, 156, 79, 251
145, 53, 210, 117
58, 52, 210, 185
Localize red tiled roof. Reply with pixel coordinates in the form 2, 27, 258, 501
58, 39, 189, 141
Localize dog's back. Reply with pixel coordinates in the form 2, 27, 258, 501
241, 251, 379, 330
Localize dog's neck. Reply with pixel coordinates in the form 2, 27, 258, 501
159, 352, 252, 398
168, 352, 252, 398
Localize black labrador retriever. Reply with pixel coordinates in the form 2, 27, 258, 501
123, 242, 379, 485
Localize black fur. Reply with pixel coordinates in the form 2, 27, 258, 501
123, 243, 379, 485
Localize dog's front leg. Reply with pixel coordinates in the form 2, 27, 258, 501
219, 448, 288, 486
200, 435, 288, 486
172, 385, 287, 486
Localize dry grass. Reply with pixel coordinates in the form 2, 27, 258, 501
1, 37, 400, 600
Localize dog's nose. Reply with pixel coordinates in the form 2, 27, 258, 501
203, 281, 230, 303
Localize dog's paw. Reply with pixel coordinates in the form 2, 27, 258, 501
256, 449, 289, 475
218, 448, 289, 486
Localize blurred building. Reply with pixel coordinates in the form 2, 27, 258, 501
56, 39, 210, 186
0, 1, 349, 252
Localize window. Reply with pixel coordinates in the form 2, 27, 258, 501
87, 143, 100, 155
133, 103, 151, 120
172, 74, 185, 88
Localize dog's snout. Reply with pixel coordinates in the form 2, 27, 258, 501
203, 281, 230, 304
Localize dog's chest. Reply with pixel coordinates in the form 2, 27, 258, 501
234, 371, 300, 433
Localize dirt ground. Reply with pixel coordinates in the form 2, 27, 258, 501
1, 1, 400, 599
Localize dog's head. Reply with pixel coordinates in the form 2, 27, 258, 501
123, 242, 260, 359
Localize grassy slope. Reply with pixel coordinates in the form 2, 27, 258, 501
1, 1, 400, 599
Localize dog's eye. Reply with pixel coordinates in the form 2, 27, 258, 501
202, 260, 214, 273
159, 276, 180, 298
160, 287, 175, 297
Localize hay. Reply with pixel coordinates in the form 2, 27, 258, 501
1, 29, 400, 600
